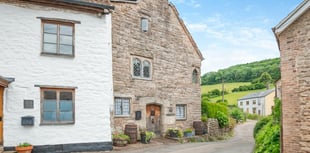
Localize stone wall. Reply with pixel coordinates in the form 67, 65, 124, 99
110, 0, 202, 135
278, 9, 310, 153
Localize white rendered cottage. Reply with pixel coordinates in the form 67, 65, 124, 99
237, 89, 275, 116
0, 1, 114, 152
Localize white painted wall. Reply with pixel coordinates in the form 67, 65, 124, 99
0, 3, 113, 147
238, 98, 263, 115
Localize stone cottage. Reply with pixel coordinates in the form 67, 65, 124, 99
273, 0, 310, 152
0, 0, 114, 152
110, 0, 203, 136
237, 89, 275, 116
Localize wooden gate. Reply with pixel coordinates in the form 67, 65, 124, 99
146, 104, 161, 135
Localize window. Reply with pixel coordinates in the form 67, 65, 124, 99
192, 69, 198, 84
141, 18, 148, 32
132, 56, 152, 79
246, 108, 249, 113
253, 100, 256, 105
42, 20, 74, 56
258, 110, 261, 115
114, 97, 130, 116
246, 101, 249, 105
252, 108, 257, 114
41, 88, 74, 124
176, 104, 186, 120
240, 102, 243, 106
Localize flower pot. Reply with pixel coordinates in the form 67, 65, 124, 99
169, 131, 178, 137
183, 132, 193, 137
15, 146, 33, 153
113, 139, 128, 147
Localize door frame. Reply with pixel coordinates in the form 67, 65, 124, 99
0, 76, 13, 145
145, 103, 162, 135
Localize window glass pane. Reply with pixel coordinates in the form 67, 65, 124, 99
133, 58, 141, 77
43, 112, 56, 121
60, 45, 73, 55
60, 100, 72, 111
60, 25, 73, 35
43, 100, 57, 111
114, 99, 122, 115
44, 23, 57, 33
44, 33, 57, 43
43, 43, 57, 53
60, 91, 72, 100
122, 100, 130, 115
60, 35, 72, 45
60, 112, 73, 121
176, 105, 185, 119
44, 90, 56, 100
143, 61, 150, 78
192, 69, 198, 83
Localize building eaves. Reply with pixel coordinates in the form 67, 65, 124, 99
273, 0, 309, 35
20, 0, 114, 13
169, 3, 204, 61
0, 75, 15, 88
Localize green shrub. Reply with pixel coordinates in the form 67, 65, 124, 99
204, 102, 228, 118
272, 98, 281, 123
255, 122, 280, 153
201, 114, 208, 122
112, 133, 130, 142
230, 108, 244, 122
254, 116, 271, 138
246, 113, 260, 120
216, 111, 229, 128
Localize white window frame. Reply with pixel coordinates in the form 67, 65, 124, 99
176, 104, 187, 120
114, 97, 131, 117
131, 56, 152, 80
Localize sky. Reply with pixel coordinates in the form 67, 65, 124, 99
169, 0, 304, 75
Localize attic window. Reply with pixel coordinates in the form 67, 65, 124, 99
141, 18, 148, 32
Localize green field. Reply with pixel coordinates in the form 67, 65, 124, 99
201, 82, 266, 105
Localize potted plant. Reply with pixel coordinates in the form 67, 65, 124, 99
112, 133, 130, 147
15, 142, 33, 153
166, 128, 183, 138
183, 128, 194, 137
141, 131, 155, 144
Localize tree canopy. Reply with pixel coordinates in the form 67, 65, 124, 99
201, 58, 280, 85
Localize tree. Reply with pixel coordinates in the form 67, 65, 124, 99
258, 72, 272, 89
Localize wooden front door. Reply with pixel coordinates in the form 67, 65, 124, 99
0, 87, 3, 145
146, 104, 161, 134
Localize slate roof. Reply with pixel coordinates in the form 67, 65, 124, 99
238, 89, 275, 101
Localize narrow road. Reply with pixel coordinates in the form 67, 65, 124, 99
115, 120, 256, 153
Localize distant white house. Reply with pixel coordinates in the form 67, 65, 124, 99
237, 89, 275, 116
0, 1, 114, 152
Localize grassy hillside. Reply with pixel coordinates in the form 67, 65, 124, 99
201, 82, 266, 105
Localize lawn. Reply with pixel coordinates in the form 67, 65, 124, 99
201, 82, 267, 105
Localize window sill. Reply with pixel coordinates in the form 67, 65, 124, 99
114, 115, 131, 118
40, 121, 75, 125
176, 119, 187, 121
132, 77, 152, 81
41, 52, 75, 58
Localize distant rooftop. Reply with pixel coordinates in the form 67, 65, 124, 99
238, 89, 275, 100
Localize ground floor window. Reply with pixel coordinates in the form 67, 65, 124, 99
114, 97, 130, 116
176, 104, 186, 120
41, 88, 75, 124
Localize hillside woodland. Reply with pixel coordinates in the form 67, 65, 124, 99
201, 58, 280, 85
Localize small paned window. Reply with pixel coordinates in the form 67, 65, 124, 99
176, 104, 186, 120
253, 100, 256, 105
42, 20, 74, 56
133, 58, 141, 77
114, 97, 130, 116
141, 18, 148, 32
246, 101, 249, 105
132, 56, 152, 79
143, 61, 150, 78
192, 69, 198, 83
240, 102, 243, 106
41, 88, 74, 124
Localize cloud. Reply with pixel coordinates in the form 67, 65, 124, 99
184, 14, 279, 74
